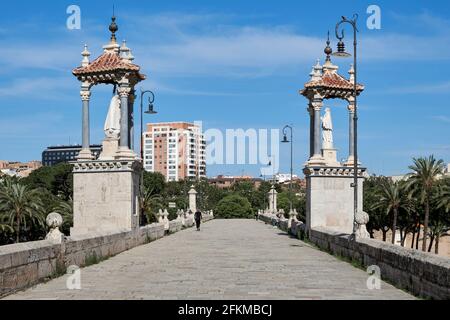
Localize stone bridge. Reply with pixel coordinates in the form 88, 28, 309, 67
4, 218, 447, 300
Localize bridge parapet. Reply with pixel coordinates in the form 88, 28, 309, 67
258, 212, 450, 299
0, 212, 214, 298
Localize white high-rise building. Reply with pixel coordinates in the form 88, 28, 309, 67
143, 122, 206, 182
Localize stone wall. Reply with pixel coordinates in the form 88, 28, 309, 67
0, 215, 214, 298
259, 212, 450, 300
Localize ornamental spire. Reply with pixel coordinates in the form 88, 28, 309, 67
103, 14, 120, 53
309, 59, 322, 81
348, 64, 355, 83
109, 14, 118, 44
324, 31, 332, 62
81, 44, 90, 67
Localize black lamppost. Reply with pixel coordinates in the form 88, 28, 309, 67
140, 89, 157, 161
282, 125, 293, 212
332, 14, 359, 238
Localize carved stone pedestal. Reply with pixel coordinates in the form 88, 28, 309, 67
71, 160, 142, 236
98, 138, 119, 160
304, 165, 368, 235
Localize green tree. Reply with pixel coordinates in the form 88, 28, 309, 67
372, 180, 411, 244
215, 194, 253, 219
23, 163, 73, 200
365, 176, 391, 240
428, 219, 449, 254
140, 186, 164, 224
406, 156, 445, 251
142, 171, 166, 195
0, 180, 45, 243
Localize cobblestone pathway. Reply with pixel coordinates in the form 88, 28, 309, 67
5, 219, 414, 300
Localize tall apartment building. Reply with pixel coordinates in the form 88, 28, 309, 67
143, 122, 206, 181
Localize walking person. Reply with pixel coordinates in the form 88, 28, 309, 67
194, 209, 202, 231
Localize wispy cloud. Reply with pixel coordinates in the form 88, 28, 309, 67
385, 81, 450, 94
0, 76, 76, 99
431, 115, 450, 124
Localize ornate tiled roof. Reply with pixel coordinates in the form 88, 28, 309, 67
300, 60, 364, 99
304, 69, 364, 91
73, 52, 144, 78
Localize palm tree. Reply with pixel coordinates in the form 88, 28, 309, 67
406, 156, 445, 252
140, 186, 163, 225
373, 180, 410, 244
0, 182, 44, 243
53, 199, 73, 234
428, 220, 449, 254
436, 182, 450, 213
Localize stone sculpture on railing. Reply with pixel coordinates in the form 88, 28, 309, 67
163, 209, 170, 231
157, 209, 164, 224
45, 212, 64, 243
355, 211, 370, 239
288, 209, 298, 228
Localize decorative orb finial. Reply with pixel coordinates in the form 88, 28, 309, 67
109, 15, 118, 43
324, 31, 332, 61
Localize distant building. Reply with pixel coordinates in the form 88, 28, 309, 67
143, 122, 206, 182
0, 160, 42, 178
273, 173, 300, 184
42, 145, 102, 166
208, 175, 263, 189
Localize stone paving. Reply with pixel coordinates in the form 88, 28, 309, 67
4, 219, 414, 300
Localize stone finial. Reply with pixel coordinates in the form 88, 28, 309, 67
81, 44, 90, 67
188, 185, 197, 195
45, 212, 64, 243
309, 59, 322, 81
348, 64, 355, 83
120, 40, 133, 63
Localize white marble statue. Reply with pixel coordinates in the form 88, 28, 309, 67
321, 107, 333, 149
104, 95, 121, 139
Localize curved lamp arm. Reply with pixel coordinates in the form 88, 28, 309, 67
335, 14, 359, 41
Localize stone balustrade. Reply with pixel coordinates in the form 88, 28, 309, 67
0, 210, 214, 298
258, 212, 450, 299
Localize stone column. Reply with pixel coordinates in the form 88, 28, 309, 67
77, 87, 94, 160
128, 89, 135, 151
116, 85, 135, 159
308, 105, 314, 158
188, 186, 197, 212
346, 98, 355, 166
311, 98, 323, 160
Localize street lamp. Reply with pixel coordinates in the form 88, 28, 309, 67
281, 125, 293, 212
140, 89, 157, 161
332, 14, 359, 239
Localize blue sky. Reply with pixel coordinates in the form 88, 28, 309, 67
0, 0, 449, 177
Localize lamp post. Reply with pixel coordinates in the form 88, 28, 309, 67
282, 125, 293, 212
332, 14, 359, 239
140, 89, 157, 161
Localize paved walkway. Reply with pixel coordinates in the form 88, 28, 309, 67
5, 220, 414, 300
